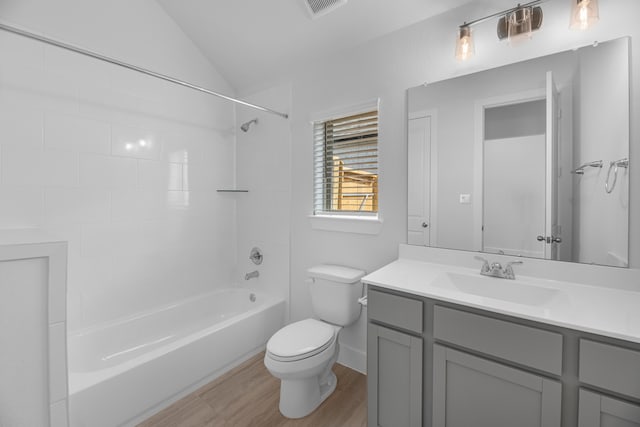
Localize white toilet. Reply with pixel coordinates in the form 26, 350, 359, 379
264, 264, 365, 419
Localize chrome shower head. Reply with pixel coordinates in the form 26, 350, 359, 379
240, 118, 258, 132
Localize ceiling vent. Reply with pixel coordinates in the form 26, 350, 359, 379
303, 0, 348, 19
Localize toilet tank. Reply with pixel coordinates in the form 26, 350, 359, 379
307, 264, 365, 326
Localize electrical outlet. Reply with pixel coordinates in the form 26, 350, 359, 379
459, 194, 471, 204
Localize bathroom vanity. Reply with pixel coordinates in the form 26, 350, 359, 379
364, 245, 640, 427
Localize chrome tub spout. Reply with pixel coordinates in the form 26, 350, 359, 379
245, 270, 259, 280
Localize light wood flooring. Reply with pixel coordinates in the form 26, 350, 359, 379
138, 352, 367, 427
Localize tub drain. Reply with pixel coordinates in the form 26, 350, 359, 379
249, 293, 256, 302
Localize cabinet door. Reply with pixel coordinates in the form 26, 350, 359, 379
432, 345, 561, 427
367, 323, 422, 427
579, 389, 640, 427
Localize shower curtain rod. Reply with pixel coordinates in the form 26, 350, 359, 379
0, 22, 289, 119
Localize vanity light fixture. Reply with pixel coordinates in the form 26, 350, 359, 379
570, 0, 599, 30
500, 5, 543, 44
455, 25, 475, 61
455, 0, 544, 61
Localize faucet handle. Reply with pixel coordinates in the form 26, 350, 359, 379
474, 255, 488, 263
474, 255, 490, 273
504, 260, 523, 279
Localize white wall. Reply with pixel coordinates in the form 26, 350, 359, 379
250, 0, 640, 372
234, 84, 292, 310
0, 0, 237, 330
575, 38, 630, 266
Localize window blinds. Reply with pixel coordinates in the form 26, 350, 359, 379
313, 110, 379, 215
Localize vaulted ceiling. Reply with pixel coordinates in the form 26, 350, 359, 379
157, 0, 472, 93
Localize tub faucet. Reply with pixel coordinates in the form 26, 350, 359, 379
245, 270, 259, 280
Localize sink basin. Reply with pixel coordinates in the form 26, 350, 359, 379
431, 272, 561, 306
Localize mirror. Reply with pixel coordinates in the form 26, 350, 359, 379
407, 37, 630, 267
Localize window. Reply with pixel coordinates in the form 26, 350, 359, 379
313, 109, 379, 216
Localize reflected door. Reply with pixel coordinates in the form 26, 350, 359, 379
408, 115, 432, 246
484, 135, 546, 257
478, 90, 548, 258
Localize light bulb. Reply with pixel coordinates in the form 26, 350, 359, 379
455, 26, 474, 61
507, 7, 533, 45
570, 0, 599, 30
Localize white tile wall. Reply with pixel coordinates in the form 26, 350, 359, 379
111, 124, 161, 160
79, 153, 138, 188
0, 30, 237, 330
45, 188, 111, 224
0, 188, 44, 226
0, 106, 43, 149
44, 113, 111, 154
44, 149, 79, 187
2, 146, 45, 186
235, 84, 292, 308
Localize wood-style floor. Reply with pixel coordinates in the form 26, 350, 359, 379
138, 352, 367, 427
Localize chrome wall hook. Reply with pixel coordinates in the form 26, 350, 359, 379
571, 160, 603, 175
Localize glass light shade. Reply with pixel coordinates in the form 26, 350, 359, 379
570, 0, 599, 30
455, 26, 474, 61
507, 7, 533, 45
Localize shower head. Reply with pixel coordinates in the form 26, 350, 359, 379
240, 118, 258, 132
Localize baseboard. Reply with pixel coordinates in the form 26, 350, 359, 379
337, 343, 367, 374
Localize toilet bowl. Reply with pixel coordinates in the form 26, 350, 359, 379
264, 264, 365, 419
264, 319, 341, 418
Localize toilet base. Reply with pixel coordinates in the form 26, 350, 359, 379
278, 370, 337, 419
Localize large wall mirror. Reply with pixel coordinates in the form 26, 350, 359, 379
407, 37, 630, 267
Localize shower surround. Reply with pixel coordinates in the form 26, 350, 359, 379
0, 0, 237, 331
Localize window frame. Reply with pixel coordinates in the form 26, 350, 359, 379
309, 100, 383, 235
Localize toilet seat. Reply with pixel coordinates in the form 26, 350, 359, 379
266, 319, 336, 362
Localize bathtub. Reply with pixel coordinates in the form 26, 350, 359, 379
68, 288, 285, 427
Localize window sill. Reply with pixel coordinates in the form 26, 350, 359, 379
309, 214, 383, 235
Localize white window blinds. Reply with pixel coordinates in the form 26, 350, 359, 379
313, 110, 379, 215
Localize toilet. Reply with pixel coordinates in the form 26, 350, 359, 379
264, 264, 365, 419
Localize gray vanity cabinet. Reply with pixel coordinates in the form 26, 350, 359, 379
432, 345, 561, 427
578, 340, 640, 426
579, 389, 640, 427
432, 305, 562, 427
366, 285, 640, 427
367, 289, 423, 427
367, 324, 422, 427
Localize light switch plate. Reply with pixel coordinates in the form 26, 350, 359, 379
459, 194, 471, 204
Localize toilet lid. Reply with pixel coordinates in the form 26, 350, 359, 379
267, 319, 336, 360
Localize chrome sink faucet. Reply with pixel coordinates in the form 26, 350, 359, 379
474, 256, 523, 280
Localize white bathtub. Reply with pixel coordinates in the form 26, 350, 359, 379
68, 288, 285, 427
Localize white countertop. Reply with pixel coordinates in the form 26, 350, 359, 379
363, 257, 640, 344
